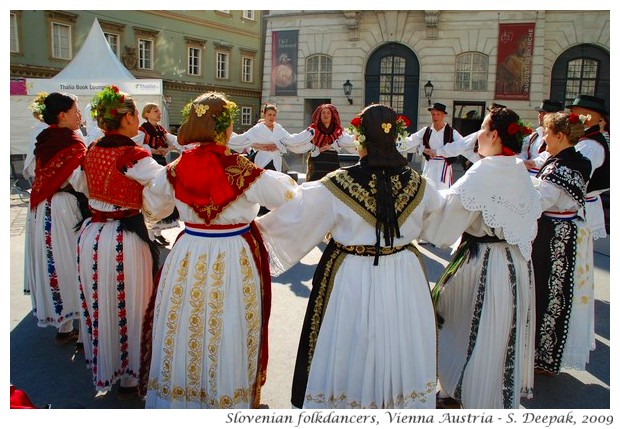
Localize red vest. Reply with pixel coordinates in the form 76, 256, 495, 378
84, 145, 145, 209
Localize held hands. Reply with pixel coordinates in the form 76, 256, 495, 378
251, 143, 278, 151
423, 148, 437, 157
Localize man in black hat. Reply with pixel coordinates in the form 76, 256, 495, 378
399, 102, 466, 191
568, 94, 610, 241
521, 99, 564, 175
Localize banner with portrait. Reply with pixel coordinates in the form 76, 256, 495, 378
271, 30, 298, 96
495, 23, 535, 100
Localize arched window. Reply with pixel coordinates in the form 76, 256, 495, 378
550, 44, 609, 112
306, 55, 332, 89
455, 52, 488, 91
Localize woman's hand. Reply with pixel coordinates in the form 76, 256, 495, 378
251, 143, 278, 151
423, 148, 436, 157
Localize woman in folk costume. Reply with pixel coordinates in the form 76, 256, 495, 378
24, 92, 89, 344
257, 104, 442, 409
77, 85, 174, 399
280, 104, 356, 181
133, 102, 182, 246
228, 104, 294, 172
144, 92, 299, 409
426, 105, 542, 409
531, 113, 592, 374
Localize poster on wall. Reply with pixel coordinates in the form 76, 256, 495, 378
495, 23, 535, 101
272, 30, 298, 96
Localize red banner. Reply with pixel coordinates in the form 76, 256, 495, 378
495, 23, 535, 101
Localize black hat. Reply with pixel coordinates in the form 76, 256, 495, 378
535, 99, 563, 113
566, 94, 608, 115
428, 102, 448, 114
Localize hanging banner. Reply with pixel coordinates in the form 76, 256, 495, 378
495, 23, 535, 101
271, 30, 298, 96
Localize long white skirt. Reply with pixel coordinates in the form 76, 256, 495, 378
562, 225, 596, 370
586, 196, 607, 240
303, 251, 436, 409
24, 194, 82, 328
145, 232, 263, 409
436, 242, 535, 409
77, 218, 154, 391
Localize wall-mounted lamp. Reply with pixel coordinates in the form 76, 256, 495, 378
343, 80, 353, 105
424, 80, 434, 106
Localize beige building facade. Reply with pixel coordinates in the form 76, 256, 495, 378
261, 10, 610, 134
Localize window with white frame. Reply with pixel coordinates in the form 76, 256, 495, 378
241, 107, 252, 126
51, 22, 72, 60
138, 38, 153, 70
188, 47, 201, 76
10, 13, 19, 53
455, 52, 488, 91
306, 55, 332, 89
104, 32, 120, 56
243, 11, 255, 20
217, 51, 229, 79
242, 56, 254, 82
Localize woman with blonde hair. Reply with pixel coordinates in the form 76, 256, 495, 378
144, 92, 299, 408
133, 102, 183, 246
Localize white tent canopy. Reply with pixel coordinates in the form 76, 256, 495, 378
11, 18, 164, 155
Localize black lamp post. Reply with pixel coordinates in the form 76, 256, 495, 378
424, 80, 434, 106
343, 80, 353, 105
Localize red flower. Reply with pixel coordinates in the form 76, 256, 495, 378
507, 123, 520, 136
396, 115, 411, 127
120, 95, 125, 103
110, 108, 118, 117
350, 116, 362, 127
568, 113, 579, 123
111, 85, 119, 93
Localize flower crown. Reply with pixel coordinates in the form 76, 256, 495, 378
506, 119, 534, 142
568, 113, 591, 124
181, 99, 239, 143
90, 85, 126, 120
29, 92, 48, 121
348, 114, 410, 148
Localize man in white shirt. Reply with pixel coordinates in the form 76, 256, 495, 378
399, 102, 464, 190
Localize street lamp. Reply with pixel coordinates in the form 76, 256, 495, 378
343, 80, 353, 105
424, 80, 434, 106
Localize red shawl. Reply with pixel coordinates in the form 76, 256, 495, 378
167, 144, 263, 224
30, 126, 86, 208
310, 104, 343, 148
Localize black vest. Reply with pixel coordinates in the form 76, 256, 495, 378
422, 124, 458, 165
581, 125, 610, 193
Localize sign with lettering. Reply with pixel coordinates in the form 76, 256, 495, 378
495, 23, 535, 101
271, 30, 298, 96
25, 78, 163, 96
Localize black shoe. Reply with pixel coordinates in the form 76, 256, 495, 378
55, 329, 79, 345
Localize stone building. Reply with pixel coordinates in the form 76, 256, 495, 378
261, 10, 610, 135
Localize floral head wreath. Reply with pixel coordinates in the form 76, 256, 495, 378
90, 85, 126, 120
348, 114, 410, 149
29, 92, 48, 121
181, 98, 239, 143
506, 119, 534, 142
